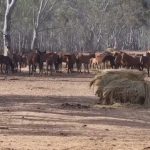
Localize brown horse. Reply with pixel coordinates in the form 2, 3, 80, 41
44, 52, 59, 75
76, 53, 95, 73
25, 50, 46, 75
63, 53, 76, 73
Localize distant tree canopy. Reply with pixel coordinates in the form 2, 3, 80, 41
0, 0, 150, 53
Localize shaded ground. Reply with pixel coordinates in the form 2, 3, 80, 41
0, 73, 150, 150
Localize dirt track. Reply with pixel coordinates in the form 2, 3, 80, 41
0, 73, 150, 150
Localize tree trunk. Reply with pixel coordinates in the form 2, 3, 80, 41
31, 0, 44, 50
31, 28, 38, 50
3, 0, 17, 56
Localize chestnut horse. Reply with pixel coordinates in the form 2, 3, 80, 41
25, 50, 46, 75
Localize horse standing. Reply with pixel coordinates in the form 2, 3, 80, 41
114, 52, 122, 69
12, 53, 23, 72
76, 53, 95, 73
0, 55, 14, 74
140, 53, 150, 76
102, 54, 115, 69
90, 58, 98, 69
44, 52, 60, 75
26, 50, 46, 75
121, 52, 142, 70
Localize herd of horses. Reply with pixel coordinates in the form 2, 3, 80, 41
0, 50, 150, 76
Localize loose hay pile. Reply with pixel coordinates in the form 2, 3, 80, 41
90, 69, 150, 106
106, 48, 116, 52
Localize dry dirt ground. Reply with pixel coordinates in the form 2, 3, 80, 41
0, 72, 150, 150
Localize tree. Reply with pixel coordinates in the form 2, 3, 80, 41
31, 0, 59, 50
0, 0, 149, 53
3, 0, 17, 56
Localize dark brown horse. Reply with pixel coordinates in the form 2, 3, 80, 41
121, 52, 142, 70
140, 54, 150, 76
114, 52, 122, 69
12, 53, 23, 72
0, 55, 14, 74
102, 54, 115, 69
58, 53, 76, 73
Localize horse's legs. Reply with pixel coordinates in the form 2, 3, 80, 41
39, 63, 43, 76
141, 65, 144, 71
83, 64, 85, 73
87, 64, 89, 73
58, 63, 60, 72
148, 66, 149, 77
19, 62, 21, 72
102, 62, 105, 69
92, 63, 94, 69
0, 64, 3, 74
5, 64, 8, 74
79, 63, 82, 73
89, 61, 91, 69
16, 62, 18, 72
50, 64, 53, 75
46, 63, 49, 75
29, 64, 31, 75
97, 63, 99, 69
55, 63, 59, 73
33, 64, 37, 75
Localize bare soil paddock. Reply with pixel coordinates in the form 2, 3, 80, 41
0, 73, 150, 150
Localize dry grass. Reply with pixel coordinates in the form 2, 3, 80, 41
90, 69, 149, 105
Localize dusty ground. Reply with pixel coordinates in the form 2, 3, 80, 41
0, 72, 150, 150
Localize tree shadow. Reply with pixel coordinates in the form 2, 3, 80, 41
0, 71, 95, 79
0, 72, 95, 83
0, 94, 150, 137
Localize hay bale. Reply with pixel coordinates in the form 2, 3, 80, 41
106, 48, 116, 52
90, 69, 150, 106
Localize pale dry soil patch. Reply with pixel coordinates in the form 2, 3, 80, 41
0, 73, 150, 150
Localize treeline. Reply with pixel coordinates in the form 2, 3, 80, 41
0, 0, 150, 54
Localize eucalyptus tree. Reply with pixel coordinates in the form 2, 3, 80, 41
31, 0, 62, 50
0, 0, 149, 53
3, 0, 17, 56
